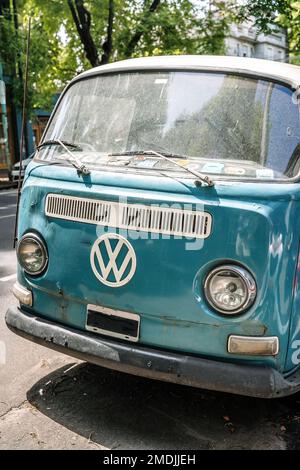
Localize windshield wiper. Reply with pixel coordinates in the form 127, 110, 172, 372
108, 149, 214, 187
37, 139, 91, 175
37, 139, 82, 151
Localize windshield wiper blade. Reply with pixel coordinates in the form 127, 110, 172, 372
37, 139, 90, 175
37, 140, 82, 150
109, 149, 213, 187
108, 150, 187, 159
145, 150, 214, 187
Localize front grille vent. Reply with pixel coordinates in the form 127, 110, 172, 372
45, 194, 212, 239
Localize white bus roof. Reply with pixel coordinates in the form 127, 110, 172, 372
76, 55, 300, 89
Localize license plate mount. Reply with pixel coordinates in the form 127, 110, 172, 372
86, 304, 140, 342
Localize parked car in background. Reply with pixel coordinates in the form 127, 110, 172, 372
9, 153, 35, 183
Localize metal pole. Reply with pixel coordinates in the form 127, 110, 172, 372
13, 16, 31, 248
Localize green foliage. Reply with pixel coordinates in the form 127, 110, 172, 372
0, 0, 237, 113
0, 0, 73, 112
116, 0, 200, 58
278, 1, 300, 62
242, 0, 300, 62
240, 1, 287, 30
0, 10, 18, 77
3, 0, 297, 115
195, 2, 233, 55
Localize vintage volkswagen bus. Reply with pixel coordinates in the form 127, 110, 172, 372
6, 56, 300, 398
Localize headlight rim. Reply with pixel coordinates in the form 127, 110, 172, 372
204, 264, 257, 315
17, 232, 48, 276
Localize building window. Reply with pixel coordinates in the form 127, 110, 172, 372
267, 47, 273, 60
277, 50, 283, 61
242, 44, 249, 57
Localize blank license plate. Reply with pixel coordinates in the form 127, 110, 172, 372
86, 304, 140, 342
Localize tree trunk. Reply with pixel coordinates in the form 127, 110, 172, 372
12, 0, 29, 158
100, 0, 114, 65
67, 0, 100, 67
68, 0, 162, 67
124, 0, 161, 58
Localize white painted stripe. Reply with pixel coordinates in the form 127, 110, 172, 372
0, 273, 17, 282
0, 205, 16, 210
0, 214, 15, 220
0, 190, 17, 196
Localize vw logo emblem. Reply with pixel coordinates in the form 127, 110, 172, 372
90, 233, 137, 287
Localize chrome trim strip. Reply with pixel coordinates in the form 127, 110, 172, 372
204, 264, 257, 315
45, 193, 212, 239
17, 232, 49, 276
228, 335, 279, 356
12, 282, 33, 306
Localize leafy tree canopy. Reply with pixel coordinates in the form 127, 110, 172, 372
242, 0, 300, 63
0, 0, 299, 113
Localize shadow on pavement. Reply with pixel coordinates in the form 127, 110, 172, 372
26, 361, 300, 450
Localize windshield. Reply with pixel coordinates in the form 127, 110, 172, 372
38, 71, 300, 181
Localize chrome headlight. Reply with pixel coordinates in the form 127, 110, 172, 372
17, 233, 48, 275
204, 265, 256, 315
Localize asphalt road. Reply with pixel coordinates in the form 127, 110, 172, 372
0, 188, 300, 450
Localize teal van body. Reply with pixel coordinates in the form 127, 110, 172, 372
6, 56, 300, 397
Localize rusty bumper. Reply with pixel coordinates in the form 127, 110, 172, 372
6, 306, 300, 398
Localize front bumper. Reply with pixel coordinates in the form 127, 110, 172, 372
6, 306, 300, 398
11, 170, 25, 181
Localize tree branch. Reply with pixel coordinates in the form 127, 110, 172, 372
67, 0, 100, 67
100, 0, 114, 65
124, 0, 161, 58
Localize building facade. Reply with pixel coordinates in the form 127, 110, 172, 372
225, 20, 288, 62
